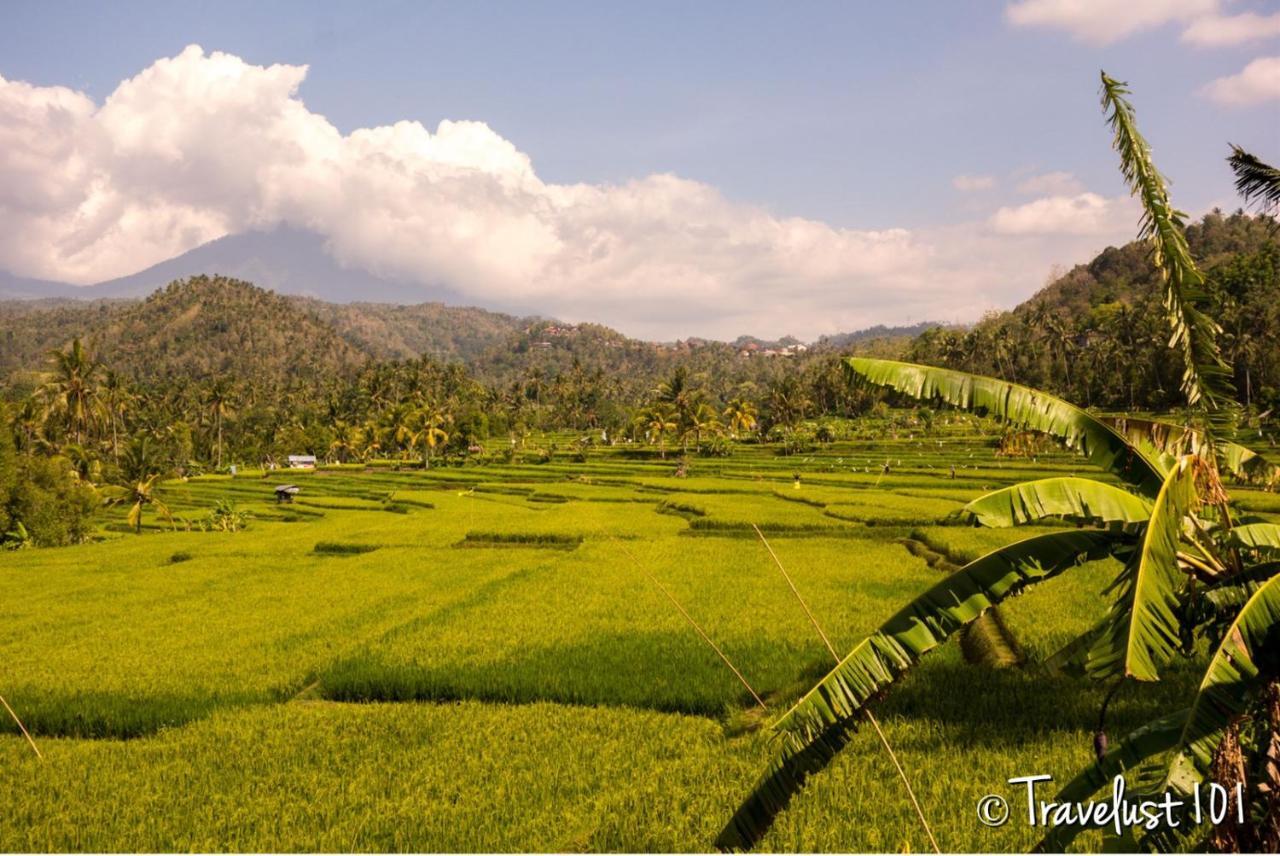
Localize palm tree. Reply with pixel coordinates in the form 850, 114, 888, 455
327, 421, 359, 463
685, 402, 723, 446
360, 418, 384, 460
655, 367, 702, 437
201, 379, 235, 470
100, 371, 134, 464
765, 376, 811, 429
634, 404, 677, 458
39, 338, 101, 446
410, 407, 450, 468
106, 442, 172, 535
105, 473, 173, 534
722, 398, 759, 438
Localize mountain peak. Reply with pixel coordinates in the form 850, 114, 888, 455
0, 227, 465, 305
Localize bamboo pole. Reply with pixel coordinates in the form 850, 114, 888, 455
1, 693, 42, 760
752, 524, 838, 661
752, 524, 939, 854
605, 530, 767, 710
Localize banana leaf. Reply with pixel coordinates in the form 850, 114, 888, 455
845, 358, 1164, 495
961, 477, 1152, 529
1033, 709, 1189, 852
1228, 522, 1280, 554
1164, 574, 1280, 794
716, 529, 1117, 851
1201, 562, 1280, 614
1195, 562, 1280, 645
1042, 618, 1109, 676
1086, 457, 1198, 682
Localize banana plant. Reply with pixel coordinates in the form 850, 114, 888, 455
717, 73, 1280, 852
717, 360, 1280, 851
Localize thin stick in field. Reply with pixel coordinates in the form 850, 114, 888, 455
752, 524, 939, 854
603, 528, 768, 710
1, 693, 42, 760
752, 523, 838, 661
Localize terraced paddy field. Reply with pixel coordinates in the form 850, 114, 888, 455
2, 425, 1258, 851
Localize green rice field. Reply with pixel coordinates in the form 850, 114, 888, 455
2, 422, 1248, 852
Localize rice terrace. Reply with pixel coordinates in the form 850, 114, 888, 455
3, 417, 1265, 851
3, 4, 1280, 855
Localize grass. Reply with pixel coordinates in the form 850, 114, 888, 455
0, 425, 1232, 851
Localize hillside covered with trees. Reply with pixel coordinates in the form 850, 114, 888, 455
908, 210, 1280, 412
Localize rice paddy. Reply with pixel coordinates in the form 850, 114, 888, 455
0, 421, 1223, 851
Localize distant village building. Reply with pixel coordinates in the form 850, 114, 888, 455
287, 455, 317, 469
738, 342, 806, 358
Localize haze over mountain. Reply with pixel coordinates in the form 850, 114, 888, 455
0, 226, 938, 349
0, 227, 469, 305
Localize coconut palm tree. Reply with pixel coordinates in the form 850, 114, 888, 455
690, 402, 723, 443
100, 371, 134, 464
410, 407, 450, 468
103, 470, 173, 534
722, 398, 759, 438
765, 376, 811, 429
635, 404, 678, 458
201, 378, 235, 470
104, 445, 172, 529
39, 338, 101, 446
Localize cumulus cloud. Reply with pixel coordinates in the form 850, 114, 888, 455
1006, 0, 1217, 45
952, 174, 997, 192
1016, 171, 1086, 196
1182, 11, 1280, 46
1199, 55, 1280, 105
0, 46, 1143, 339
989, 192, 1137, 236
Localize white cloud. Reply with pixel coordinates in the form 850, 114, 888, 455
0, 46, 1144, 339
989, 192, 1137, 235
1016, 171, 1086, 196
1199, 55, 1280, 105
1006, 0, 1218, 45
1181, 11, 1280, 46
952, 174, 997, 192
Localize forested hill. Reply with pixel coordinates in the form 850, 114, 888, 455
1, 210, 1276, 412
295, 298, 533, 362
0, 278, 365, 391
0, 280, 530, 386
101, 278, 369, 388
0, 277, 920, 397
908, 211, 1280, 412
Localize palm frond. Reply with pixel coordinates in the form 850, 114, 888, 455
1086, 456, 1199, 682
845, 358, 1164, 495
1228, 145, 1280, 215
1100, 72, 1235, 417
961, 477, 1152, 530
1104, 415, 1279, 486
716, 530, 1118, 851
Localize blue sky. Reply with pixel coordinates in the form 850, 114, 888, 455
1, 1, 1277, 338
